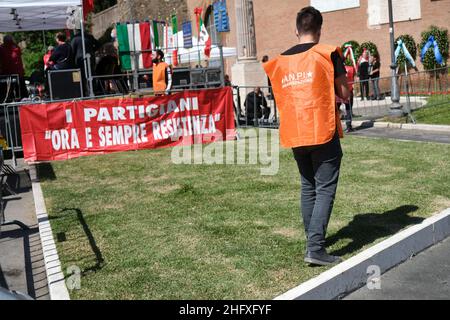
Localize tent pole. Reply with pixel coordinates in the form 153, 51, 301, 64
42, 30, 46, 50
80, 5, 94, 97
219, 44, 225, 87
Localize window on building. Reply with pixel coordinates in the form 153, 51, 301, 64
310, 0, 360, 13
368, 0, 421, 26
205, 5, 220, 46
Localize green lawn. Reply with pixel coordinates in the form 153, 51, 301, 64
413, 96, 450, 125
39, 130, 450, 299
380, 95, 450, 125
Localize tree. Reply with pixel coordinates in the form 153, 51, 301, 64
355, 41, 378, 62
419, 25, 449, 70
341, 40, 360, 67
8, 31, 59, 77
94, 0, 117, 13
395, 34, 417, 73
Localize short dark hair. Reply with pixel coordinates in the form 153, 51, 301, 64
156, 49, 164, 59
296, 6, 323, 35
56, 32, 66, 42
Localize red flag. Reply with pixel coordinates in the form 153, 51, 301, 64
139, 22, 153, 68
194, 7, 211, 58
194, 7, 202, 33
83, 0, 94, 19
173, 49, 179, 66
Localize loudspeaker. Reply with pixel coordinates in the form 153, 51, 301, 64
48, 69, 83, 100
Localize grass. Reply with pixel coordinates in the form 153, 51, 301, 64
379, 95, 450, 125
39, 130, 450, 300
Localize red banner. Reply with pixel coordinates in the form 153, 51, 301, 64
20, 87, 236, 162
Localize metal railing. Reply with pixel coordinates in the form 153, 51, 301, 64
233, 85, 279, 129
233, 66, 449, 128
0, 86, 228, 166
0, 66, 447, 166
349, 66, 449, 121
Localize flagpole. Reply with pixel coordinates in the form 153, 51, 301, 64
195, 9, 201, 67
79, 4, 93, 97
388, 0, 402, 116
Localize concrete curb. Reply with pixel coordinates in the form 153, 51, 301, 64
348, 120, 450, 133
274, 208, 450, 300
30, 164, 70, 300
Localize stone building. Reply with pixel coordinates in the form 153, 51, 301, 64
91, 0, 189, 39
185, 0, 449, 85
93, 0, 450, 86
117, 0, 188, 22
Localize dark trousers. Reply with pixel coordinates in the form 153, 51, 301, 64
292, 133, 342, 252
345, 91, 354, 129
360, 80, 369, 100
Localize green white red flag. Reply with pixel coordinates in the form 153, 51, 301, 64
194, 7, 211, 58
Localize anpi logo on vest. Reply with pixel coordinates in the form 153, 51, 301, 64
281, 71, 313, 89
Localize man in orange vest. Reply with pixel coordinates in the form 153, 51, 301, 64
152, 50, 172, 95
264, 6, 350, 266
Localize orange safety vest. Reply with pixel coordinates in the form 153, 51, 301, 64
263, 44, 344, 148
153, 62, 169, 94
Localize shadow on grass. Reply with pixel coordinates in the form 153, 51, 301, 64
58, 208, 104, 275
35, 163, 56, 182
327, 205, 423, 257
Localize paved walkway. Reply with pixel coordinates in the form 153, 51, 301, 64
351, 96, 428, 119
344, 125, 450, 299
344, 237, 450, 300
0, 159, 49, 300
349, 127, 450, 144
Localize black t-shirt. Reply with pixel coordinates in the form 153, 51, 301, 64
358, 61, 370, 80
49, 43, 73, 69
370, 61, 380, 78
281, 43, 346, 79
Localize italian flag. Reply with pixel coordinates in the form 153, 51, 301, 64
195, 7, 211, 58
116, 22, 153, 71
116, 23, 131, 71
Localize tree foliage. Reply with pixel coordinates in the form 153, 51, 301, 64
7, 31, 59, 77
355, 41, 378, 62
394, 34, 417, 73
94, 0, 117, 13
341, 40, 360, 67
419, 25, 449, 70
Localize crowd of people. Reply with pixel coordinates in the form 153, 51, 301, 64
0, 29, 124, 102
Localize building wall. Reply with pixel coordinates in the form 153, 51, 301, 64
187, 0, 449, 81
186, 0, 237, 77
116, 0, 189, 23
91, 0, 191, 49
94, 0, 449, 80
91, 4, 120, 39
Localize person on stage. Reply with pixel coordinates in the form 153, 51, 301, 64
152, 50, 172, 96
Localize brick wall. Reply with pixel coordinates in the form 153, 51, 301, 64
187, 0, 449, 80
252, 0, 450, 77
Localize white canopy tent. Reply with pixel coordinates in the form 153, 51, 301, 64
0, 0, 81, 32
176, 36, 237, 64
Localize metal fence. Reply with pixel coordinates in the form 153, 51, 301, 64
0, 85, 227, 166
233, 66, 449, 128
0, 66, 448, 165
